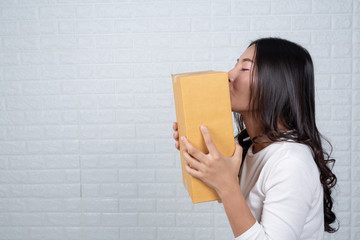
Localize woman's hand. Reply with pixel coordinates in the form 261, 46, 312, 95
172, 122, 180, 151
181, 125, 243, 196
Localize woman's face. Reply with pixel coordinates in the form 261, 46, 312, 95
228, 44, 256, 114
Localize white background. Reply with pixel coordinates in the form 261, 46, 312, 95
0, 0, 359, 239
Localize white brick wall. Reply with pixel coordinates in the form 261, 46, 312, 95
0, 0, 358, 239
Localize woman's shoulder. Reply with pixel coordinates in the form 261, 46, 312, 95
262, 141, 319, 181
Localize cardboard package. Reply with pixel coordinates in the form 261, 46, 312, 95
172, 71, 235, 203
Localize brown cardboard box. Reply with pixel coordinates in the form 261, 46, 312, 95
172, 71, 235, 203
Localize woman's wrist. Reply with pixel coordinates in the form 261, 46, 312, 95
217, 179, 241, 200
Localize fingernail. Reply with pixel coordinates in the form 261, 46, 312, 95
200, 125, 206, 131
181, 136, 185, 141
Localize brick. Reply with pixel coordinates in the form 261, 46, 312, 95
139, 213, 175, 227
0, 199, 27, 212
100, 183, 137, 198
1, 6, 37, 20
272, 0, 311, 14
114, 49, 152, 63
305, 45, 331, 58
155, 169, 182, 183
3, 36, 39, 50
313, 0, 352, 13
134, 34, 172, 48
354, 122, 360, 135
47, 213, 81, 226
81, 154, 136, 168
0, 227, 28, 240
29, 227, 81, 240
39, 5, 76, 19
120, 228, 156, 240
176, 213, 213, 227
331, 106, 351, 120
353, 228, 360, 240
118, 139, 155, 154
59, 21, 75, 35
214, 227, 234, 240
153, 18, 191, 32
102, 213, 137, 227
134, 2, 171, 17
292, 15, 331, 30
211, 17, 250, 32
77, 20, 113, 34
94, 4, 133, 18
215, 213, 230, 227
312, 31, 352, 44
172, 2, 210, 17
232, 1, 271, 15
83, 227, 119, 240
115, 19, 153, 33
83, 213, 101, 226
353, 30, 360, 43
172, 33, 212, 48
251, 16, 291, 31
332, 75, 352, 89
317, 121, 351, 136
4, 66, 40, 81
318, 90, 352, 105
332, 14, 352, 29
138, 183, 176, 198
119, 198, 156, 212
79, 110, 116, 124
95, 35, 133, 48
0, 141, 26, 155
315, 59, 352, 74
192, 17, 212, 32
96, 64, 133, 79
354, 90, 360, 105
41, 36, 77, 49
333, 197, 351, 212
76, 5, 94, 18
158, 227, 193, 240
0, 21, 18, 35
43, 96, 78, 110
42, 65, 77, 80
315, 74, 331, 89
137, 153, 175, 168
212, 0, 231, 16
118, 169, 155, 183
1, 52, 19, 65
27, 169, 79, 184
156, 198, 192, 212
0, 82, 22, 96
82, 169, 118, 183
10, 213, 46, 226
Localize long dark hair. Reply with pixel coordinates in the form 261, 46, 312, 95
235, 37, 338, 233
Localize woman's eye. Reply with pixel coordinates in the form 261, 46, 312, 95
241, 68, 249, 71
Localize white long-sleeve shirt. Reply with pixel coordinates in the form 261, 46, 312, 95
235, 141, 324, 240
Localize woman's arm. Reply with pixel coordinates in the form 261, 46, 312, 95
217, 181, 256, 238
180, 125, 256, 237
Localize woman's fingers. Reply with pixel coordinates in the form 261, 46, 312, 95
200, 125, 220, 156
173, 122, 180, 151
181, 136, 206, 162
173, 131, 179, 140
182, 150, 202, 172
172, 122, 178, 131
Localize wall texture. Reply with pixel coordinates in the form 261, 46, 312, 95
0, 0, 359, 239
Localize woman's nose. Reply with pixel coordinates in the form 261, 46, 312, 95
228, 68, 235, 82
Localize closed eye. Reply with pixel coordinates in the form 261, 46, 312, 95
241, 68, 249, 71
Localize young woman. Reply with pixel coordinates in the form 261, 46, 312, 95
172, 37, 338, 239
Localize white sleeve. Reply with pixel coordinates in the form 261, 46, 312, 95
235, 155, 316, 240
234, 221, 267, 240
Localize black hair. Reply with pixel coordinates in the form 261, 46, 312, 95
235, 37, 338, 233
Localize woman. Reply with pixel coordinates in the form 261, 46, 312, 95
172, 37, 338, 239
